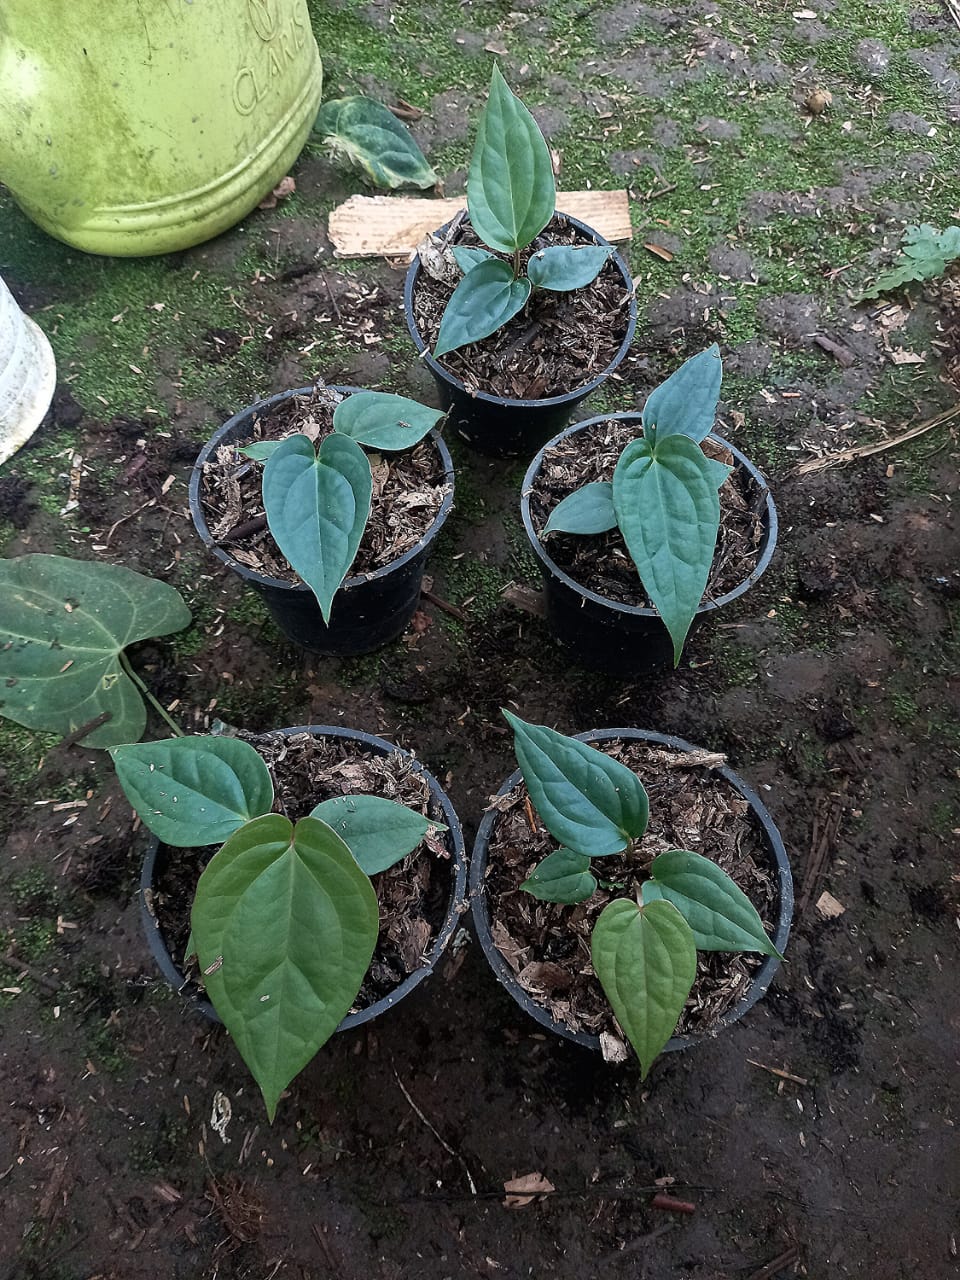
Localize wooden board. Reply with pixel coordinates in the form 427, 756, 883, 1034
327, 190, 632, 259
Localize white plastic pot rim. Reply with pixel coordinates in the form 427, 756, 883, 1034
0, 275, 57, 465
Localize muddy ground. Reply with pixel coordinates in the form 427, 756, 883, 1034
1, 1, 959, 1277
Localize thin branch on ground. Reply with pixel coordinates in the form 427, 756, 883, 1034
794, 404, 959, 475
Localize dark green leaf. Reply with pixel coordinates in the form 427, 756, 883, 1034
452, 246, 495, 274
543, 482, 617, 537
193, 814, 379, 1120
111, 736, 274, 847
502, 710, 649, 857
262, 433, 372, 624
433, 258, 531, 357
642, 345, 722, 444
313, 96, 435, 190
643, 849, 783, 956
526, 244, 612, 291
309, 795, 443, 875
612, 435, 720, 665
521, 849, 596, 903
592, 898, 697, 1076
332, 392, 444, 451
0, 555, 191, 748
467, 64, 555, 254
237, 440, 283, 461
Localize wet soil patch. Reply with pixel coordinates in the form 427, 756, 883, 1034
199, 385, 450, 581
410, 213, 632, 399
481, 740, 777, 1042
527, 418, 767, 607
148, 730, 455, 1012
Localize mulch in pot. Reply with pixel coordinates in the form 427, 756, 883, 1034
527, 418, 767, 607
411, 212, 633, 400
150, 731, 454, 1012
199, 384, 450, 582
481, 740, 779, 1050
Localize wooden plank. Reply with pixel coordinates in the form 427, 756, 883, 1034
328, 190, 632, 259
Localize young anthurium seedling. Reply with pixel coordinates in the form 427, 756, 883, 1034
111, 734, 445, 1119
236, 391, 445, 623
542, 345, 732, 665
503, 711, 782, 1076
432, 65, 613, 357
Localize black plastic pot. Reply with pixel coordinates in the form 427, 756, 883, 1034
140, 724, 468, 1028
469, 728, 794, 1059
521, 414, 778, 672
189, 386, 455, 655
403, 215, 637, 458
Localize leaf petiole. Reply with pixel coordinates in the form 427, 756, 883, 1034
118, 651, 183, 737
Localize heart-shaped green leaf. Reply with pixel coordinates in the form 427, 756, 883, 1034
313, 96, 436, 190
706, 457, 733, 489
332, 392, 444, 451
193, 814, 379, 1120
642, 345, 722, 444
612, 435, 721, 665
521, 848, 597, 903
309, 795, 444, 875
643, 849, 783, 957
111, 736, 274, 847
543, 481, 617, 537
237, 440, 283, 462
526, 244, 612, 291
503, 710, 649, 857
467, 64, 555, 254
592, 898, 697, 1076
0, 555, 190, 748
262, 433, 372, 623
433, 258, 532, 357
452, 246, 495, 274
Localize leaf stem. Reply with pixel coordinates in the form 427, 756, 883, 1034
118, 651, 183, 737
512, 248, 521, 278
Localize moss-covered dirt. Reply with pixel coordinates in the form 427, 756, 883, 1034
1, 1, 959, 1277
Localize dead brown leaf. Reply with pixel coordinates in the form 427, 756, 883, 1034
643, 242, 675, 262
503, 1172, 556, 1207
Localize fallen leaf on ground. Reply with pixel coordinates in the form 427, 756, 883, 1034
816, 890, 845, 918
644, 242, 675, 262
503, 1172, 556, 1207
258, 176, 296, 210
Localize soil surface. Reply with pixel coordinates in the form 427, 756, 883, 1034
1, 2, 959, 1278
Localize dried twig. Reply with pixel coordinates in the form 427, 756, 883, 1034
745, 1244, 801, 1280
794, 404, 960, 474
946, 0, 960, 32
799, 788, 845, 915
420, 586, 469, 622
53, 710, 113, 751
393, 1069, 478, 1195
747, 1060, 809, 1086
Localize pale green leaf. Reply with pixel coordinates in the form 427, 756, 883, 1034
543, 482, 617, 536
642, 345, 722, 444
503, 710, 649, 857
193, 814, 379, 1121
643, 849, 782, 956
0, 555, 191, 748
110, 736, 274, 847
592, 898, 697, 1076
521, 848, 596, 903
433, 258, 531, 357
861, 223, 960, 298
332, 392, 444, 451
237, 440, 283, 461
314, 96, 436, 190
526, 244, 612, 291
452, 246, 495, 274
262, 433, 372, 624
612, 435, 720, 665
467, 64, 555, 253
309, 794, 444, 875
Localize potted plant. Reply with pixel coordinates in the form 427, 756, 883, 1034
189, 383, 455, 654
403, 65, 636, 458
520, 345, 778, 671
470, 713, 792, 1071
113, 724, 467, 1120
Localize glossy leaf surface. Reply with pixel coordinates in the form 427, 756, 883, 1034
592, 898, 697, 1076
111, 736, 274, 847
642, 345, 722, 444
452, 246, 495, 274
526, 244, 612, 291
433, 258, 531, 357
262, 433, 372, 623
521, 848, 597, 903
309, 794, 443, 875
332, 392, 444, 451
503, 710, 649, 857
314, 96, 436, 190
643, 849, 782, 956
193, 815, 379, 1120
467, 65, 555, 253
543, 482, 617, 537
237, 440, 283, 462
0, 555, 190, 748
612, 435, 720, 665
